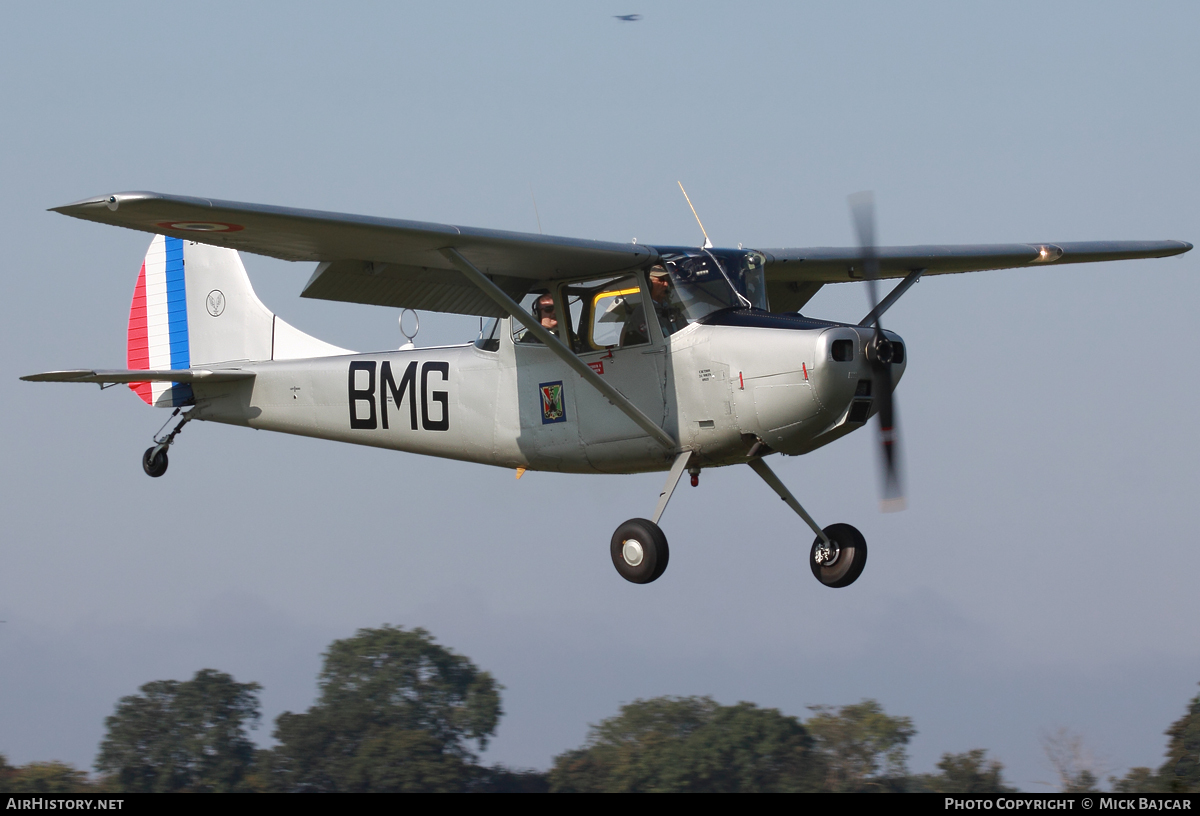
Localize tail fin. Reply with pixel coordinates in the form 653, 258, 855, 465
127, 235, 350, 406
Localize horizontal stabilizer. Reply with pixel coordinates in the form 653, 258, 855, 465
21, 368, 255, 384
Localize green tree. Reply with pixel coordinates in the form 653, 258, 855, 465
548, 696, 824, 792
1160, 683, 1200, 793
805, 699, 916, 791
471, 766, 551, 792
911, 749, 1017, 793
1, 762, 94, 793
95, 668, 261, 792
1111, 766, 1162, 793
266, 625, 502, 792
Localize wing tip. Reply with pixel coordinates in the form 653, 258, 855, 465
20, 370, 96, 382
50, 191, 165, 216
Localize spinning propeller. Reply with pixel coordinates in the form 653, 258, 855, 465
848, 192, 906, 512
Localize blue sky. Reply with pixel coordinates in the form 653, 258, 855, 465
1, 2, 1197, 788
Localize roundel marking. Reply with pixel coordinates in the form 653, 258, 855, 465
155, 221, 245, 233
206, 290, 226, 317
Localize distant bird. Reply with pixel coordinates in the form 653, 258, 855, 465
614, 14, 642, 22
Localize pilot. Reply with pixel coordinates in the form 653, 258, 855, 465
647, 268, 687, 336
605, 270, 687, 346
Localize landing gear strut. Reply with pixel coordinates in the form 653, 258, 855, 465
141, 407, 195, 478
610, 451, 692, 584
747, 456, 869, 588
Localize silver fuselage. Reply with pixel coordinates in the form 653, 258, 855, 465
189, 318, 905, 474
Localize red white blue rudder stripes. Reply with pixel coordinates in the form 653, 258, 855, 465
126, 235, 350, 406
127, 235, 192, 406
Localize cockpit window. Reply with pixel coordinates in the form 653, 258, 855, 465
657, 248, 768, 323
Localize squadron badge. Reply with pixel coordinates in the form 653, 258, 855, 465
540, 381, 566, 424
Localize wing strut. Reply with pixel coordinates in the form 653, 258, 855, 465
440, 248, 677, 451
858, 268, 924, 328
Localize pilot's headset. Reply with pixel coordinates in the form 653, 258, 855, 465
532, 290, 553, 319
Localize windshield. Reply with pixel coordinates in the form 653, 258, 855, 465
655, 248, 768, 322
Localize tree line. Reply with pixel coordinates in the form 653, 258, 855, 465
2, 624, 1197, 793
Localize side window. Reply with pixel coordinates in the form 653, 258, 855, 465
593, 280, 648, 347
512, 291, 560, 345
474, 317, 500, 351
561, 275, 653, 353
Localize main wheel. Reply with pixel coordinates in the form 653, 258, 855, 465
142, 447, 168, 478
611, 518, 669, 584
809, 523, 867, 588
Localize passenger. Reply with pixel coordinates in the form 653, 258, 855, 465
521, 293, 558, 343
536, 294, 558, 331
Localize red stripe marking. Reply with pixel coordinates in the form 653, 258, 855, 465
127, 261, 151, 404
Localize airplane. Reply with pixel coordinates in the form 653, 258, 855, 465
22, 191, 1192, 587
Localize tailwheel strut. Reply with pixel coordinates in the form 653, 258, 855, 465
142, 407, 196, 478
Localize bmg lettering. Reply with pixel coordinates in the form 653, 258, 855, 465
348, 360, 449, 431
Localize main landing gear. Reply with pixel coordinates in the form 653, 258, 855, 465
809, 522, 868, 588
611, 518, 669, 584
611, 451, 869, 588
610, 450, 694, 584
747, 457, 867, 588
141, 407, 195, 478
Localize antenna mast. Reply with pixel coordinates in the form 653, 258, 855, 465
678, 181, 713, 249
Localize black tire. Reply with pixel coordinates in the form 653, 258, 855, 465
611, 518, 669, 584
142, 447, 168, 478
809, 523, 867, 588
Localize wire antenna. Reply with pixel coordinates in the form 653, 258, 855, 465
530, 188, 543, 235
678, 181, 713, 249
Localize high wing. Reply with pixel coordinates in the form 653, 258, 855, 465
758, 241, 1190, 309
759, 241, 1193, 312
53, 192, 655, 318
53, 192, 1191, 317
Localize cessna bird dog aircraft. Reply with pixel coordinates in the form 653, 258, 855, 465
24, 191, 1191, 587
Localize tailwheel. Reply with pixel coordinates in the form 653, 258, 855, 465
810, 523, 867, 588
141, 407, 195, 478
142, 446, 168, 478
611, 518, 669, 584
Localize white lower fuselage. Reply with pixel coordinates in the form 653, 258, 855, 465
189, 319, 904, 474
